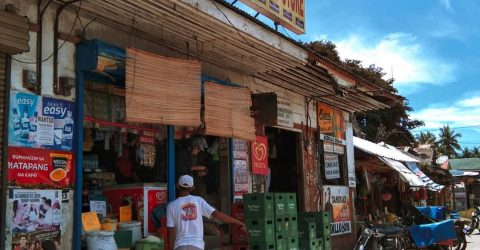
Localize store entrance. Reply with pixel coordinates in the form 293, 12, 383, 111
265, 127, 300, 195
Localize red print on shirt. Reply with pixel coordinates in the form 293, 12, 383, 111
181, 203, 198, 220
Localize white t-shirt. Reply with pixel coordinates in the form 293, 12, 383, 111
166, 195, 216, 250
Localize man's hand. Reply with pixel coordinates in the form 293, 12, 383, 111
237, 221, 247, 232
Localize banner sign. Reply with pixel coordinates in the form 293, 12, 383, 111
277, 98, 293, 128
8, 147, 74, 188
10, 189, 62, 250
324, 154, 340, 179
233, 139, 250, 198
251, 135, 268, 175
323, 186, 352, 236
240, 0, 305, 35
9, 91, 75, 151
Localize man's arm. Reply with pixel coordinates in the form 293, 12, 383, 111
211, 210, 247, 231
167, 227, 174, 250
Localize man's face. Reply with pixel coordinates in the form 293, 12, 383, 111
20, 237, 26, 245
191, 147, 200, 156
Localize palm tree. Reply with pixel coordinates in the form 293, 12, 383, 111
462, 147, 474, 158
473, 147, 480, 157
436, 125, 462, 158
416, 131, 437, 145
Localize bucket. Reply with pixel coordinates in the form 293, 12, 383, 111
119, 221, 142, 247
86, 230, 118, 250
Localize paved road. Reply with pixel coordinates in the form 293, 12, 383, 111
465, 231, 480, 250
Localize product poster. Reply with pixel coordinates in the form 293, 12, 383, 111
323, 185, 352, 236
9, 91, 75, 151
251, 135, 268, 175
10, 189, 62, 250
324, 153, 340, 179
233, 139, 250, 197
8, 147, 74, 188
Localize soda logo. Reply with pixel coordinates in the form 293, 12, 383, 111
17, 98, 34, 106
64, 125, 73, 133
43, 106, 67, 117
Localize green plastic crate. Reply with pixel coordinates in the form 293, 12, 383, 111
114, 230, 133, 249
286, 193, 297, 215
298, 222, 316, 240
275, 232, 286, 250
299, 239, 318, 250
246, 217, 275, 242
320, 211, 332, 226
250, 241, 276, 250
275, 216, 283, 233
323, 236, 332, 250
287, 237, 299, 250
298, 212, 332, 238
289, 216, 299, 236
243, 193, 274, 217
274, 193, 287, 216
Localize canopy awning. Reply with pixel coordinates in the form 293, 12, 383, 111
450, 170, 479, 177
380, 158, 426, 187
405, 162, 445, 192
353, 137, 420, 162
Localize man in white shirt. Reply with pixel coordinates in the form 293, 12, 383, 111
167, 175, 246, 250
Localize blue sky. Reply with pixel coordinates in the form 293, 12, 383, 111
232, 0, 480, 149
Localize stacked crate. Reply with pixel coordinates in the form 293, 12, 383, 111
298, 211, 332, 250
231, 202, 248, 247
243, 193, 275, 250
285, 193, 299, 250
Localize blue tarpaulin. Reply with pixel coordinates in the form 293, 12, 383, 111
408, 220, 456, 247
416, 206, 446, 220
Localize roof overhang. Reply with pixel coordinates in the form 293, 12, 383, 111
76, 0, 389, 112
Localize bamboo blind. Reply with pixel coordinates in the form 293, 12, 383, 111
125, 48, 201, 126
204, 82, 255, 141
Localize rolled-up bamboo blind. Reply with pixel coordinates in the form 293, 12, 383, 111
125, 48, 201, 126
204, 82, 255, 141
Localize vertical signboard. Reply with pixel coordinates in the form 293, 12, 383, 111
323, 186, 352, 236
317, 103, 345, 139
346, 122, 356, 187
8, 91, 75, 151
277, 98, 293, 128
251, 135, 268, 175
10, 189, 62, 249
239, 0, 305, 34
324, 154, 340, 179
233, 139, 250, 198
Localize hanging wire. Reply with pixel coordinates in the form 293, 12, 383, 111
12, 0, 84, 64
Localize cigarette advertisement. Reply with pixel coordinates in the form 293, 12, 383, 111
10, 189, 62, 250
8, 147, 74, 188
9, 91, 75, 151
323, 185, 352, 236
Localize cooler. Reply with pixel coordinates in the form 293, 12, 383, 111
103, 183, 167, 237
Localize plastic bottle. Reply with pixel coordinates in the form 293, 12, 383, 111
13, 108, 21, 139
21, 108, 30, 142
28, 112, 38, 144
62, 111, 74, 150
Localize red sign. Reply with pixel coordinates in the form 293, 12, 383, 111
146, 188, 168, 234
7, 147, 74, 188
251, 135, 268, 175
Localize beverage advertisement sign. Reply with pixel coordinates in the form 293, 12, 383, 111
10, 189, 62, 250
9, 91, 75, 151
233, 139, 250, 198
7, 147, 74, 188
323, 185, 352, 236
145, 188, 167, 236
251, 135, 268, 175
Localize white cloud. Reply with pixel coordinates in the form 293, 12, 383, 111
332, 33, 456, 89
440, 0, 454, 12
411, 95, 480, 129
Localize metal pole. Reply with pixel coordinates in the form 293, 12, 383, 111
0, 54, 12, 248
72, 71, 84, 250
167, 125, 175, 202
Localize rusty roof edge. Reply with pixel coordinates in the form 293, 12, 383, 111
211, 0, 402, 106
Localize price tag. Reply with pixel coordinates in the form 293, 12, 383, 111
119, 205, 132, 222
82, 212, 101, 232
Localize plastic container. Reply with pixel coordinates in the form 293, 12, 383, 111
119, 221, 142, 247
86, 230, 118, 250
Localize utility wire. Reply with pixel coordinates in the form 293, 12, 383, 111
412, 125, 480, 132
12, 0, 84, 64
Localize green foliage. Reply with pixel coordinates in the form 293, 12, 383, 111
461, 147, 480, 158
416, 132, 437, 145
305, 40, 423, 145
436, 125, 462, 158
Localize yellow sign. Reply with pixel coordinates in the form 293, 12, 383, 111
240, 0, 305, 35
82, 212, 101, 232
119, 205, 132, 223
317, 103, 346, 139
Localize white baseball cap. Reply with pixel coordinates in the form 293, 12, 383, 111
178, 175, 194, 188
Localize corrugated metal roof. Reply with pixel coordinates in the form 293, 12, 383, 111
380, 158, 425, 187
353, 136, 420, 162
449, 158, 480, 171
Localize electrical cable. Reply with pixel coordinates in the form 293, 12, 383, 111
413, 125, 480, 132
12, 0, 83, 64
